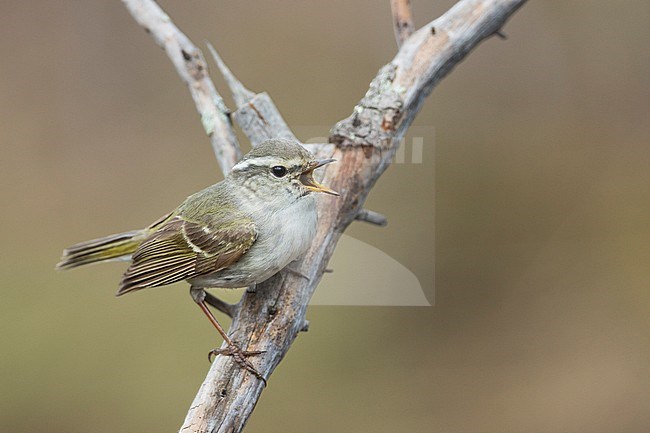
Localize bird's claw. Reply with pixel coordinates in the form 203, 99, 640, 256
208, 345, 267, 385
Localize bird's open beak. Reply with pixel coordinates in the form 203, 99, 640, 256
300, 159, 339, 196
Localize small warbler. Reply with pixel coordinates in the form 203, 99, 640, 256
57, 139, 338, 380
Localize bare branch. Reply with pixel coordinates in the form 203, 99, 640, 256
206, 43, 255, 108
231, 93, 299, 147
178, 1, 527, 432
390, 0, 415, 47
331, 0, 527, 148
122, 0, 241, 174
205, 43, 298, 146
355, 209, 388, 226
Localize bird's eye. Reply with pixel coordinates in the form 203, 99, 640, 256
271, 165, 287, 178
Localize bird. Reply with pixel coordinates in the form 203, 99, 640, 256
57, 139, 338, 381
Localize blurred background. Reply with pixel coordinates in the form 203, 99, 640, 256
1, 1, 649, 432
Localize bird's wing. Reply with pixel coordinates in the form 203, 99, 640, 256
117, 211, 257, 295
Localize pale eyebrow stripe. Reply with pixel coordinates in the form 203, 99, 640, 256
232, 157, 277, 171
232, 157, 302, 172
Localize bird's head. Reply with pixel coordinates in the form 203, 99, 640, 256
230, 139, 339, 199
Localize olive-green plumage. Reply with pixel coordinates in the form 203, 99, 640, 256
57, 139, 339, 381
56, 229, 146, 268
56, 139, 337, 297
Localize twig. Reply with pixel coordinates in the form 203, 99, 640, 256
121, 0, 241, 174
232, 92, 300, 147
206, 42, 255, 107
355, 209, 388, 226
206, 43, 298, 147
390, 0, 416, 47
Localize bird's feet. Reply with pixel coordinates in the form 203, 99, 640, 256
208, 344, 266, 384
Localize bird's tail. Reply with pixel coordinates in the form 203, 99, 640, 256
56, 230, 147, 270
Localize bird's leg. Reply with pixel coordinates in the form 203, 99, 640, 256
189, 286, 266, 383
283, 262, 311, 282
202, 290, 238, 318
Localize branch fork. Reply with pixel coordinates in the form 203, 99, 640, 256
120, 1, 528, 431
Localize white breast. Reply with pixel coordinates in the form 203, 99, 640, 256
189, 195, 318, 288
